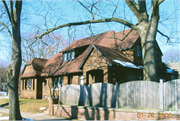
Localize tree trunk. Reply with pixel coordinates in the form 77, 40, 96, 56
138, 25, 158, 81
7, 25, 22, 120
7, 1, 22, 120
137, 10, 159, 82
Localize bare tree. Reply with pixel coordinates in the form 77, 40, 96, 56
163, 48, 180, 63
20, 1, 69, 66
1, 1, 67, 119
0, 0, 22, 120
21, 33, 65, 65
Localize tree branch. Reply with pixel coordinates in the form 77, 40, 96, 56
138, 0, 148, 21
28, 18, 136, 40
0, 22, 12, 38
78, 0, 94, 20
10, 1, 15, 24
0, 10, 6, 18
158, 0, 165, 5
14, 1, 22, 24
2, 0, 12, 23
112, 1, 119, 18
125, 0, 141, 22
157, 30, 170, 41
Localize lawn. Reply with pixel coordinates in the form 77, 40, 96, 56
0, 98, 49, 114
0, 112, 9, 117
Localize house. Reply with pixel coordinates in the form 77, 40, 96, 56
20, 29, 177, 99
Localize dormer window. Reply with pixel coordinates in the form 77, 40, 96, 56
137, 45, 142, 58
71, 51, 75, 60
63, 53, 67, 61
63, 51, 75, 62
68, 52, 71, 60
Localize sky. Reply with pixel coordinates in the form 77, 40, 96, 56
0, 0, 179, 67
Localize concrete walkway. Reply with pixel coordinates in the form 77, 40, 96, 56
0, 106, 70, 121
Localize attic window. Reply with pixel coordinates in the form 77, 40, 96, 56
71, 51, 75, 60
68, 52, 71, 60
63, 51, 75, 62
137, 45, 142, 58
63, 53, 67, 61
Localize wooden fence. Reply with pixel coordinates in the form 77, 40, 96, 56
59, 79, 180, 111
163, 79, 180, 111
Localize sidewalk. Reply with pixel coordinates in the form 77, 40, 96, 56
0, 107, 70, 121
0, 92, 71, 120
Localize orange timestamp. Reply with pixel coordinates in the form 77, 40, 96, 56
137, 112, 172, 119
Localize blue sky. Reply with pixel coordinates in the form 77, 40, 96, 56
0, 0, 179, 66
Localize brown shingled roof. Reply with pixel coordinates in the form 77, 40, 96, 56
20, 58, 48, 78
79, 45, 133, 69
20, 29, 140, 78
95, 45, 133, 65
61, 29, 139, 52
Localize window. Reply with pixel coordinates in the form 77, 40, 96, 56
26, 79, 32, 90
155, 49, 158, 60
63, 53, 67, 61
71, 51, 75, 60
79, 75, 84, 85
52, 77, 63, 88
59, 77, 63, 87
137, 45, 142, 58
52, 77, 58, 89
63, 51, 75, 62
68, 52, 71, 61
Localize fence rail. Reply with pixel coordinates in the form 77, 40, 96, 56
59, 79, 180, 111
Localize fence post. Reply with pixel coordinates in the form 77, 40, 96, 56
160, 79, 163, 111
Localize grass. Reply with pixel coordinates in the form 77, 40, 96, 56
0, 112, 9, 117
0, 98, 49, 114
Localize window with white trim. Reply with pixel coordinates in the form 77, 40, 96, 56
63, 51, 75, 62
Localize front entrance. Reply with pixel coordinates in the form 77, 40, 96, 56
87, 69, 103, 84
37, 78, 42, 99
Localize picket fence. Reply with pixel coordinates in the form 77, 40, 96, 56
59, 79, 180, 111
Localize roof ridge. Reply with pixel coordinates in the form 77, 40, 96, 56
60, 30, 116, 52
